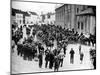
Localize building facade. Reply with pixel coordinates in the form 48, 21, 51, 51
41, 12, 55, 25
76, 5, 96, 35
55, 4, 96, 35
12, 8, 39, 27
12, 8, 24, 27
27, 11, 40, 25
55, 4, 76, 29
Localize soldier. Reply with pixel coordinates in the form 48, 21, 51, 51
38, 44, 44, 54
53, 48, 58, 56
54, 55, 60, 72
70, 48, 75, 64
49, 51, 54, 69
38, 52, 43, 68
17, 43, 23, 56
45, 48, 50, 68
90, 49, 96, 69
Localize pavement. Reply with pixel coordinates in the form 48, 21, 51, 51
11, 43, 95, 74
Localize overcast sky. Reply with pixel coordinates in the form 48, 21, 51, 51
12, 0, 62, 15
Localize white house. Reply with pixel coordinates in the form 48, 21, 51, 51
26, 11, 39, 25
16, 13, 23, 26
41, 12, 55, 25
12, 8, 24, 27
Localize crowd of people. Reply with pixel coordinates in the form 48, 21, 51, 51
12, 23, 96, 71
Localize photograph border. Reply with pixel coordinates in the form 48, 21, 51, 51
10, 0, 96, 75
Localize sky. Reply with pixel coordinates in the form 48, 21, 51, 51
12, 0, 61, 15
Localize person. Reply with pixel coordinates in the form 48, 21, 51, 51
79, 45, 81, 54
93, 56, 96, 69
59, 48, 65, 67
38, 44, 44, 54
63, 43, 66, 54
12, 40, 15, 53
38, 52, 43, 68
80, 52, 84, 64
49, 51, 54, 69
54, 55, 60, 72
70, 48, 75, 64
90, 49, 96, 69
45, 48, 50, 68
53, 48, 58, 56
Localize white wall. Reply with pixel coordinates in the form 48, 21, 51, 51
25, 15, 39, 25
16, 13, 23, 25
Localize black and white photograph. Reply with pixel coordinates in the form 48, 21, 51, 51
11, 0, 96, 74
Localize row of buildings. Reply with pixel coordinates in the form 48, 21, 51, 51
12, 8, 40, 27
11, 4, 96, 35
11, 8, 55, 27
55, 4, 96, 35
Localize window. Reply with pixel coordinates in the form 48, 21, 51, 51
47, 14, 50, 19
68, 5, 71, 10
77, 8, 79, 13
78, 22, 80, 29
20, 20, 21, 24
81, 22, 84, 30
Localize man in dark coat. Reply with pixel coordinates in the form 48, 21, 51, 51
54, 55, 60, 72
70, 48, 75, 64
53, 49, 58, 56
79, 45, 81, 54
49, 51, 54, 69
38, 44, 44, 54
45, 48, 50, 68
63, 44, 66, 54
38, 52, 43, 68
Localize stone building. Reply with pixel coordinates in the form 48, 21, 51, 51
76, 5, 96, 35
55, 4, 96, 35
55, 4, 76, 29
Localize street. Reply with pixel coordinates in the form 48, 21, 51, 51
12, 43, 94, 74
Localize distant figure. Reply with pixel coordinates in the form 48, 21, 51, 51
38, 52, 43, 68
80, 52, 84, 64
54, 55, 60, 72
12, 40, 15, 53
70, 48, 75, 64
90, 48, 96, 69
38, 44, 44, 54
93, 56, 96, 69
45, 48, 50, 68
79, 45, 81, 54
49, 51, 54, 69
59, 48, 65, 67
53, 48, 58, 56
63, 44, 66, 54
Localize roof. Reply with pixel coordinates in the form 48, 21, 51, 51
76, 8, 94, 16
12, 8, 30, 16
55, 4, 67, 11
30, 11, 37, 15
23, 12, 30, 16
12, 8, 23, 15
41, 12, 55, 16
